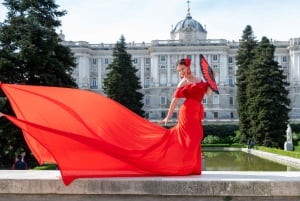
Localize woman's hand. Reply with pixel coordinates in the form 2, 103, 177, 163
159, 117, 169, 126
0, 112, 4, 117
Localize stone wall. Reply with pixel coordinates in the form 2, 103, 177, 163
0, 170, 300, 201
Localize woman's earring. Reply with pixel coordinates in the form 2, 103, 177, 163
187, 69, 191, 75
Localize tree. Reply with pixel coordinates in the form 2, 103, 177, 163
0, 0, 77, 168
0, 0, 76, 87
235, 25, 257, 143
247, 36, 290, 148
103, 35, 145, 117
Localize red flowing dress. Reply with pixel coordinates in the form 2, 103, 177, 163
0, 81, 208, 185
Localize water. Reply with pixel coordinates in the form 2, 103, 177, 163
203, 151, 300, 171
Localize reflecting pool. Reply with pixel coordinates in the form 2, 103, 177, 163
203, 151, 300, 171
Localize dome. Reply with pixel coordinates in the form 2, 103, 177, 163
170, 2, 207, 41
171, 13, 207, 34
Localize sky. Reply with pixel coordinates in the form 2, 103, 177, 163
0, 0, 299, 44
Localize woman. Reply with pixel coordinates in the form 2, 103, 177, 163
0, 58, 211, 185
160, 58, 210, 174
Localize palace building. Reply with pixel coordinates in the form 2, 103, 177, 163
60, 6, 300, 123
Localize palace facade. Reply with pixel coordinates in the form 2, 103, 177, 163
60, 9, 300, 123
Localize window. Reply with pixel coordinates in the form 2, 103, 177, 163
213, 95, 219, 105
104, 58, 109, 64
202, 97, 207, 104
132, 58, 138, 64
160, 55, 166, 63
161, 111, 167, 118
145, 69, 151, 77
282, 56, 287, 63
145, 96, 150, 106
145, 58, 151, 65
92, 58, 97, 65
228, 56, 233, 64
212, 55, 218, 61
144, 78, 150, 88
204, 112, 206, 118
171, 72, 178, 85
213, 64, 218, 68
160, 96, 167, 105
159, 73, 167, 85
229, 97, 234, 105
228, 76, 234, 86
91, 78, 97, 89
230, 112, 234, 119
213, 112, 218, 119
215, 74, 220, 84
160, 65, 166, 69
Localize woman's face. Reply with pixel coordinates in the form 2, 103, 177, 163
176, 64, 188, 78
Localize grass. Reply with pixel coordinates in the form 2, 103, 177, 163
256, 146, 300, 159
33, 163, 58, 170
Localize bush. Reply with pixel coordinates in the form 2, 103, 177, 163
202, 143, 245, 148
202, 124, 240, 144
290, 123, 300, 133
203, 124, 238, 138
167, 124, 240, 144
202, 135, 221, 144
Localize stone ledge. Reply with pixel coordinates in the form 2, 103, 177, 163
0, 170, 300, 198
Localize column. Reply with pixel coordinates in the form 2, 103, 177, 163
167, 54, 171, 87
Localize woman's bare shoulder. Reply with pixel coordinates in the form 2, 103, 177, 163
195, 76, 203, 82
177, 79, 187, 88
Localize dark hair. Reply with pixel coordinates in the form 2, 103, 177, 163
176, 59, 186, 66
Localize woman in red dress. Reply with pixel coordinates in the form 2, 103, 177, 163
0, 58, 210, 185
160, 58, 210, 174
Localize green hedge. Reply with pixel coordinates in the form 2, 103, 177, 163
290, 123, 300, 133
165, 124, 239, 138
203, 124, 238, 138
202, 124, 239, 144
294, 146, 300, 152
202, 143, 245, 148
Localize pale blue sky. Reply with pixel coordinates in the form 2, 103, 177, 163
0, 0, 299, 44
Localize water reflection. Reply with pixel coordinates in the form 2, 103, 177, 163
203, 151, 300, 171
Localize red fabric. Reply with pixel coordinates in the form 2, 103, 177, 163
200, 54, 219, 94
0, 83, 206, 185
